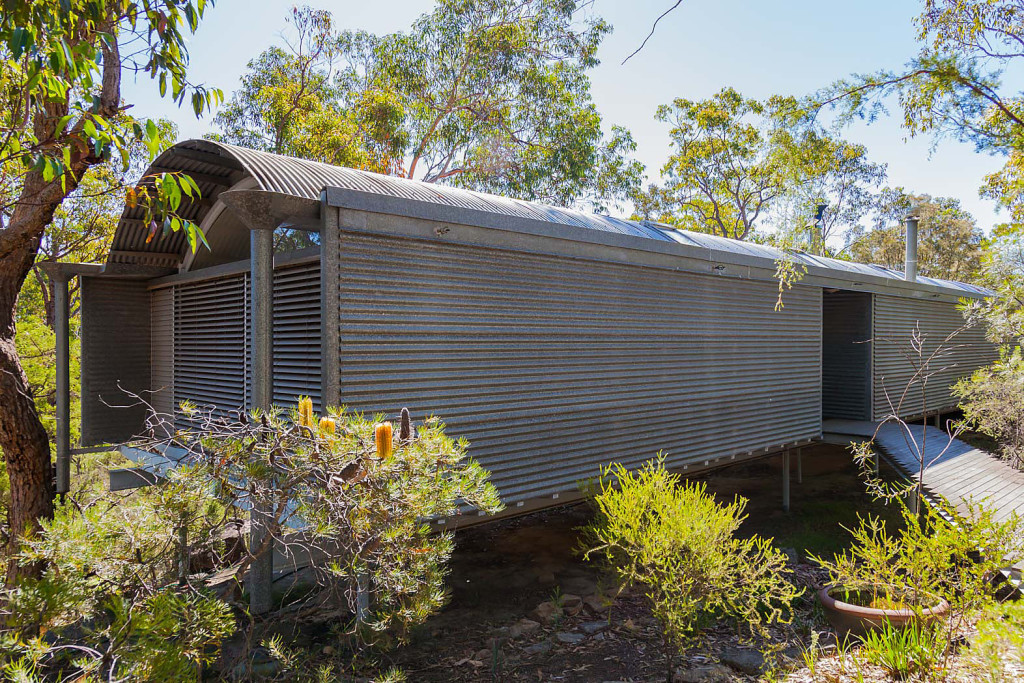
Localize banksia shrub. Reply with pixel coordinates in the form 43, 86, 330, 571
375, 421, 394, 459
298, 396, 315, 428
319, 417, 336, 436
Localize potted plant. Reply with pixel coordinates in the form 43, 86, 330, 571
816, 584, 949, 638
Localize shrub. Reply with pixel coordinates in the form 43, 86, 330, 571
815, 500, 1024, 619
860, 620, 947, 680
955, 346, 1024, 471
582, 457, 801, 683
815, 500, 1024, 680
159, 400, 503, 646
1, 400, 503, 679
1, 499, 234, 682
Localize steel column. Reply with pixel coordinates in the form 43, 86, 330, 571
782, 450, 791, 512
796, 447, 803, 485
319, 193, 339, 407
53, 274, 71, 496
249, 227, 274, 615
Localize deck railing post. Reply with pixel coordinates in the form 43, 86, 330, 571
782, 450, 791, 512
249, 226, 275, 615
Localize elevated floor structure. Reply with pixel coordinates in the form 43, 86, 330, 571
823, 419, 1024, 523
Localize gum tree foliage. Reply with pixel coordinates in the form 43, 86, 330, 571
637, 88, 887, 247
821, 1, 1024, 229
583, 458, 800, 683
210, 7, 408, 175
847, 192, 986, 281
0, 0, 219, 580
214, 1, 644, 212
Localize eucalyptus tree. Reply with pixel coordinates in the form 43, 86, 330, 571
848, 192, 985, 283
0, 0, 217, 577
640, 87, 886, 247
215, 1, 644, 212
210, 6, 407, 174
823, 1, 1024, 228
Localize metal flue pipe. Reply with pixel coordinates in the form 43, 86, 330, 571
905, 207, 919, 282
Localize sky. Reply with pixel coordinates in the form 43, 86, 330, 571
122, 0, 1015, 233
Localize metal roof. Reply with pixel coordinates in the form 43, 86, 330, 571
107, 139, 990, 298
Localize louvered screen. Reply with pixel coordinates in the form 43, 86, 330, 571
272, 261, 322, 410
150, 287, 175, 430
172, 273, 249, 426
158, 258, 322, 426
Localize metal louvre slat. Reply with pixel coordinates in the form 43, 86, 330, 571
272, 262, 322, 411
167, 262, 323, 424
173, 274, 248, 427
872, 294, 999, 419
336, 231, 822, 504
151, 288, 174, 423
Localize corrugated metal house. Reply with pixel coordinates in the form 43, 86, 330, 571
59, 139, 996, 509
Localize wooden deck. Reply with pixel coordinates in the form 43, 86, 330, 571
822, 419, 1024, 523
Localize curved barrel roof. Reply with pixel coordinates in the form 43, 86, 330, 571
107, 139, 990, 298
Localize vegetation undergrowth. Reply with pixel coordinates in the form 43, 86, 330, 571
582, 456, 801, 683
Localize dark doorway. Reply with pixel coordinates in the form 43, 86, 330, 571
822, 290, 872, 420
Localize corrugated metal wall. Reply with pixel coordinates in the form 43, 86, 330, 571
335, 231, 822, 504
150, 260, 322, 427
822, 291, 872, 420
80, 278, 151, 445
872, 294, 997, 419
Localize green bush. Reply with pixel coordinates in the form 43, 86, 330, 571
814, 500, 1024, 620
582, 457, 801, 683
1, 401, 503, 680
955, 346, 1024, 471
861, 620, 947, 680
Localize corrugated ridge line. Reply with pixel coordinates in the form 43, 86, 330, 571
336, 231, 822, 503
873, 294, 999, 419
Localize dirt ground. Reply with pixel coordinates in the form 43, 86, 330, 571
350, 443, 905, 682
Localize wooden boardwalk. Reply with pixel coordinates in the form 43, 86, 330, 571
822, 419, 1024, 523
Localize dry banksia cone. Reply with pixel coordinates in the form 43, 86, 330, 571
298, 397, 315, 428
319, 417, 336, 435
400, 407, 412, 442
375, 421, 394, 459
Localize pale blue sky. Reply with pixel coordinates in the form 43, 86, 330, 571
122, 0, 1014, 232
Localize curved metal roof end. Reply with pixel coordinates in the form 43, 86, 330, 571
106, 140, 992, 298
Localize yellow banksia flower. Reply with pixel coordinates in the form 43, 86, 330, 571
298, 397, 314, 427
319, 417, 336, 436
375, 421, 394, 460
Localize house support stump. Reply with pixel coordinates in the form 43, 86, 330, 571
782, 450, 791, 512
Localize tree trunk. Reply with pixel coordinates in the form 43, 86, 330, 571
0, 220, 53, 582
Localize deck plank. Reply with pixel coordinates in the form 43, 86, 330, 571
822, 419, 1023, 524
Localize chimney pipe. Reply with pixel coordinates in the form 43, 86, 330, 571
904, 208, 919, 282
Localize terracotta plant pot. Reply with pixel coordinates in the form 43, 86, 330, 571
817, 586, 949, 638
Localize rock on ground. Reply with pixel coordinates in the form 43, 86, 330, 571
673, 663, 734, 682
718, 646, 765, 675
